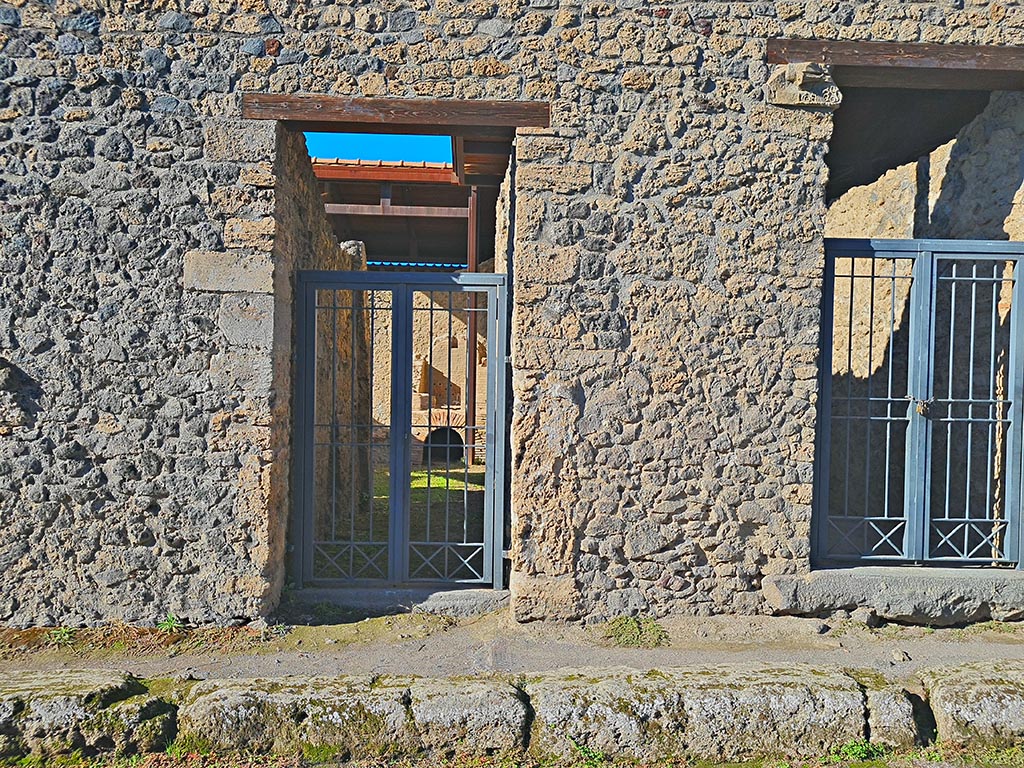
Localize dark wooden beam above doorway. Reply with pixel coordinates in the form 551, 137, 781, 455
766, 39, 1024, 90
241, 94, 550, 132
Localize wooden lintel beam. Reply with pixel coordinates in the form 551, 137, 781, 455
831, 65, 1024, 90
325, 203, 469, 218
312, 163, 459, 184
290, 121, 515, 140
767, 39, 1024, 90
243, 94, 550, 129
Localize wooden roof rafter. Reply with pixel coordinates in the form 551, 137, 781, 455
241, 94, 549, 188
312, 159, 460, 185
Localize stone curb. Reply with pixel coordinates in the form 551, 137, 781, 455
4, 663, 1024, 762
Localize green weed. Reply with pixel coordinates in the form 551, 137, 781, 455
45, 626, 76, 649
567, 736, 608, 768
156, 614, 183, 634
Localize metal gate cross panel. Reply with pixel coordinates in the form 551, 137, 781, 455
293, 270, 508, 588
816, 238, 1024, 567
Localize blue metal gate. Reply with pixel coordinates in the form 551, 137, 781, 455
293, 271, 508, 587
816, 239, 1024, 565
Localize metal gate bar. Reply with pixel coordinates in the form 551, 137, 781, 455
816, 238, 1024, 567
293, 271, 508, 588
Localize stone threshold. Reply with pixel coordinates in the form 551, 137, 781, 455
4, 662, 1024, 762
292, 586, 510, 617
763, 566, 1024, 625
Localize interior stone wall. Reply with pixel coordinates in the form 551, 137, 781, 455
826, 92, 1024, 241
1, 0, 1022, 625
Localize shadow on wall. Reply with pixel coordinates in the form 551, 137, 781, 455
826, 91, 1024, 243
822, 91, 1024, 561
0, 357, 42, 433
924, 91, 1024, 241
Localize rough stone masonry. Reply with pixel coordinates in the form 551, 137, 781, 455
2, 0, 1024, 627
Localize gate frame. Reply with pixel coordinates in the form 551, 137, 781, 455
814, 237, 1024, 568
291, 270, 509, 589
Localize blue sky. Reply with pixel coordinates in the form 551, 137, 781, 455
304, 133, 453, 163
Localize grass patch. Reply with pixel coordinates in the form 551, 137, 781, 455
163, 734, 214, 759
601, 616, 670, 648
825, 739, 887, 764
12, 746, 1024, 768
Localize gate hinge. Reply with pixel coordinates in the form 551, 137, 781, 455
504, 355, 512, 365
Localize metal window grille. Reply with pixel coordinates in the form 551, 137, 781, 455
815, 239, 1024, 566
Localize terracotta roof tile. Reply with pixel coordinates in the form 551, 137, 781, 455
310, 158, 454, 170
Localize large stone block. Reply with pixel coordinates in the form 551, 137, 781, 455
205, 120, 276, 162
527, 666, 865, 761
223, 218, 276, 251
922, 663, 1024, 748
0, 671, 173, 760
178, 677, 417, 756
516, 163, 592, 194
210, 348, 274, 393
178, 676, 529, 756
184, 250, 274, 294
218, 293, 275, 349
763, 567, 1024, 625
409, 679, 529, 753
865, 685, 925, 750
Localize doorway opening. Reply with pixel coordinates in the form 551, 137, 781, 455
767, 40, 1024, 569
241, 95, 550, 591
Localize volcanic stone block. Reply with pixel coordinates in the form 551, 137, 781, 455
527, 665, 865, 761
0, 671, 172, 760
922, 662, 1024, 747
179, 676, 417, 755
409, 678, 529, 753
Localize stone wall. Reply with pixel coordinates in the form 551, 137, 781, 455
1, 0, 1023, 625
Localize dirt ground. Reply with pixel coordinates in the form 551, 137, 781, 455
4, 599, 1024, 682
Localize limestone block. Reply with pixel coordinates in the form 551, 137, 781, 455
239, 163, 276, 187
763, 567, 1024, 625
409, 679, 529, 753
0, 671, 172, 759
184, 250, 274, 294
210, 348, 274, 393
527, 666, 865, 761
527, 671, 684, 761
218, 293, 275, 349
205, 119, 276, 162
224, 217, 276, 251
764, 63, 841, 109
922, 663, 1024, 747
178, 677, 418, 755
517, 163, 592, 194
865, 685, 923, 750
